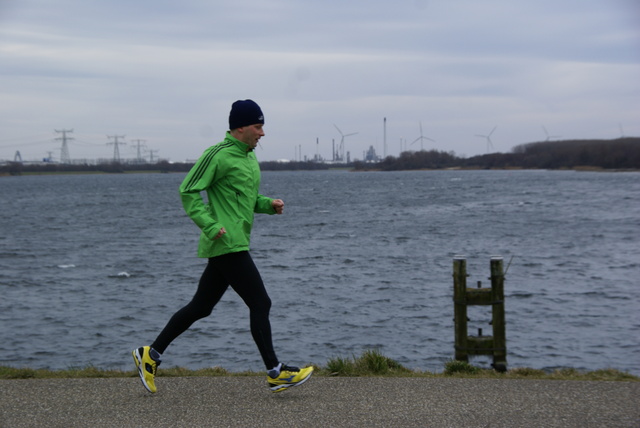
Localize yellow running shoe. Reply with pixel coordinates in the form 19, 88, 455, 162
268, 364, 313, 393
132, 346, 161, 393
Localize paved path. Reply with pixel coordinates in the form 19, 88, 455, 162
1, 377, 638, 427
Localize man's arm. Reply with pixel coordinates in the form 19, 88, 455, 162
179, 149, 224, 240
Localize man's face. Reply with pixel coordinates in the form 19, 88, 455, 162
238, 124, 265, 149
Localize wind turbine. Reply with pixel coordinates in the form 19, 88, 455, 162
334, 124, 357, 162
475, 126, 497, 153
410, 121, 435, 151
542, 125, 561, 141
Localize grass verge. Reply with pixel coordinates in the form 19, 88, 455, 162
1, 350, 637, 381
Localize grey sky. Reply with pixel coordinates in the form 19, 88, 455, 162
1, 0, 638, 162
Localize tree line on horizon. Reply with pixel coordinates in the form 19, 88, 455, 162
2, 138, 638, 175
353, 137, 640, 171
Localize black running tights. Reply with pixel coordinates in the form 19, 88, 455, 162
151, 251, 279, 369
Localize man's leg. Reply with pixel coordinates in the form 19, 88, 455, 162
209, 251, 279, 369
133, 260, 229, 393
151, 260, 229, 354
211, 251, 313, 392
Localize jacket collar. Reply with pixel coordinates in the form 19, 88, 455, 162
225, 131, 254, 152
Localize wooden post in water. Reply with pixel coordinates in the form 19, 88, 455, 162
453, 256, 468, 362
490, 256, 507, 372
452, 256, 507, 372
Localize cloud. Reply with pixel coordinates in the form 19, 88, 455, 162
1, 0, 638, 162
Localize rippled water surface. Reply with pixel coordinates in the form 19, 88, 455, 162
1, 170, 638, 374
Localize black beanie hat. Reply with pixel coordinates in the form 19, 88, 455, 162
229, 99, 264, 130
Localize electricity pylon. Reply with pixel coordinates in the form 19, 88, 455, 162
55, 129, 73, 164
107, 135, 126, 163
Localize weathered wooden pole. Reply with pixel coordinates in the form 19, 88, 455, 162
490, 256, 507, 372
453, 256, 468, 362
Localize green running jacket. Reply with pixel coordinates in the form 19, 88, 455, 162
179, 132, 276, 258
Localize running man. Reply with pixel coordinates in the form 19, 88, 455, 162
133, 99, 312, 393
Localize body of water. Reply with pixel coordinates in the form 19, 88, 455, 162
1, 170, 638, 374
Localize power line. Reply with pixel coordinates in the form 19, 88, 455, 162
69, 138, 105, 147
0, 140, 52, 149
0, 133, 53, 145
